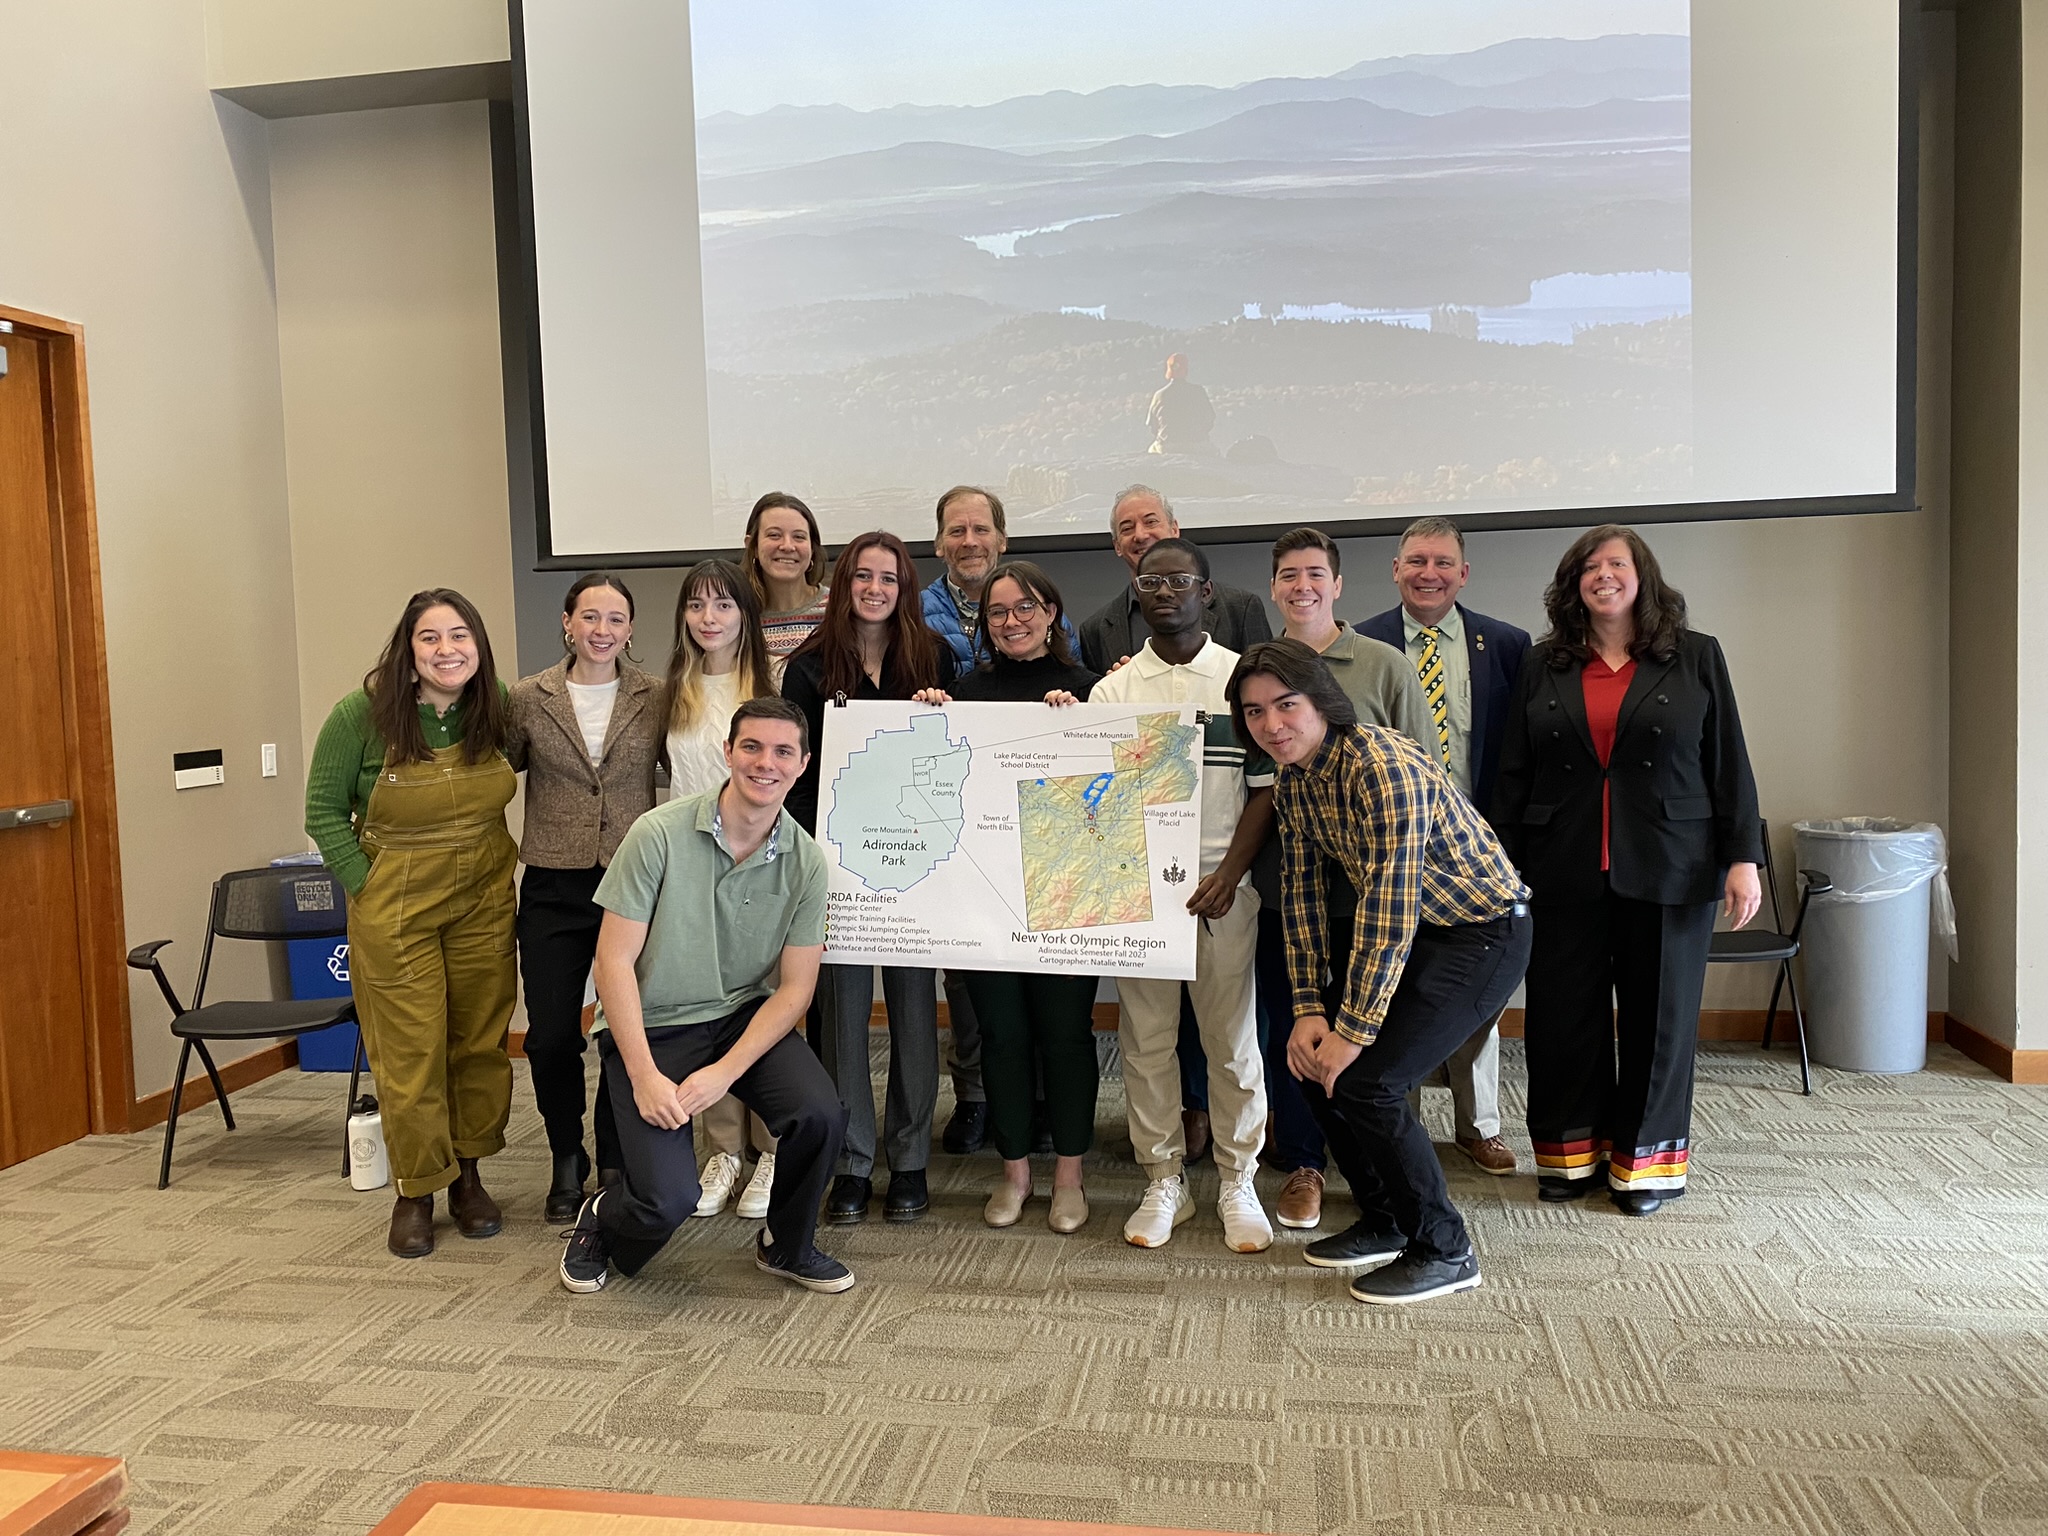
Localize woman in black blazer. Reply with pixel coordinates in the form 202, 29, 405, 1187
1494, 526, 1763, 1215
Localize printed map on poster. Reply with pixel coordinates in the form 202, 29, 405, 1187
817, 700, 1203, 980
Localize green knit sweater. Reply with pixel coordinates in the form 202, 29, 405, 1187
304, 687, 503, 894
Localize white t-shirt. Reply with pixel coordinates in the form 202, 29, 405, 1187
565, 677, 618, 765
665, 670, 741, 800
1087, 637, 1273, 878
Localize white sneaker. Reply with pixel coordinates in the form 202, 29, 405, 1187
735, 1152, 776, 1219
1123, 1174, 1194, 1248
695, 1152, 741, 1217
1218, 1172, 1274, 1253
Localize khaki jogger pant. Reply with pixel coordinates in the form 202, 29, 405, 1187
348, 746, 518, 1198
1116, 890, 1267, 1181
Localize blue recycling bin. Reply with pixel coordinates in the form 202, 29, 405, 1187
270, 851, 361, 1071
290, 935, 361, 1071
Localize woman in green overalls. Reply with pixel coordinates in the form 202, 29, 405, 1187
306, 588, 519, 1258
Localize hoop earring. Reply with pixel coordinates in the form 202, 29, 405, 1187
562, 631, 575, 653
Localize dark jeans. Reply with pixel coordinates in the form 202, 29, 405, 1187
1307, 911, 1532, 1262
595, 1000, 846, 1276
964, 970, 1100, 1159
1256, 906, 1327, 1171
515, 863, 619, 1173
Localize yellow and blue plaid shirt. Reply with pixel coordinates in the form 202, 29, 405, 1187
1276, 725, 1527, 1045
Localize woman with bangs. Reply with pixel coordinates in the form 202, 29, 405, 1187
742, 491, 831, 659
660, 558, 783, 1221
781, 531, 957, 1225
914, 561, 1103, 1231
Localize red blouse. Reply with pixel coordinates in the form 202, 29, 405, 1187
1582, 656, 1636, 871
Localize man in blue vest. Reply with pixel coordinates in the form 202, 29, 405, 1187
1358, 517, 1530, 1176
919, 484, 1076, 1152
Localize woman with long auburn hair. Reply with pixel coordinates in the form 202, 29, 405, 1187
1495, 525, 1764, 1217
661, 558, 784, 1219
780, 531, 955, 1226
305, 588, 519, 1259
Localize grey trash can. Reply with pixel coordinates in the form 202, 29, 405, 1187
1791, 819, 1956, 1074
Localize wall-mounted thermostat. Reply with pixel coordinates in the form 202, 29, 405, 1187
174, 749, 225, 790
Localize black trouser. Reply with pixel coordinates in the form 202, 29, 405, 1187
515, 863, 619, 1173
1307, 910, 1532, 1262
1523, 888, 1715, 1194
964, 970, 1100, 1160
595, 1000, 846, 1277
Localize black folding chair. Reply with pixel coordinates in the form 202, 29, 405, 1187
129, 865, 365, 1187
1707, 818, 1833, 1095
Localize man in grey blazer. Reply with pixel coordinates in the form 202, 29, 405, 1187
1359, 517, 1532, 1177
1078, 486, 1272, 675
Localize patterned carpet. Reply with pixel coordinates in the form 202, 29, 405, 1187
0, 1039, 2043, 1536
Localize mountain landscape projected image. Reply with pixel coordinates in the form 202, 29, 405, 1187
688, 4, 1691, 543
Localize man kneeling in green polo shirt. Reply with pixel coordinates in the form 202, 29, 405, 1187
560, 697, 853, 1294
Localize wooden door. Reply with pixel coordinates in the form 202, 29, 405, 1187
0, 327, 95, 1164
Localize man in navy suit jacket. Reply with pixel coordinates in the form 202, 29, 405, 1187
1359, 517, 1531, 1176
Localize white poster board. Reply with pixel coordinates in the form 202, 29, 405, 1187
816, 701, 1204, 980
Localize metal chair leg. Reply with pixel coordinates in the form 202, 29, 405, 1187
1786, 969, 1812, 1096
344, 1031, 365, 1176
158, 1039, 193, 1190
1762, 963, 1787, 1050
192, 1040, 236, 1130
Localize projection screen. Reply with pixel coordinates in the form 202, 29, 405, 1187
508, 0, 1916, 565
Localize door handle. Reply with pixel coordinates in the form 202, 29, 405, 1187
1, 800, 72, 829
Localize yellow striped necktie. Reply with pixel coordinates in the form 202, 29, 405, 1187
1416, 627, 1452, 767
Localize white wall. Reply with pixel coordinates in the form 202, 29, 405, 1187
0, 0, 309, 1095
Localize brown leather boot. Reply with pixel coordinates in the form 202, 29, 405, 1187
448, 1158, 503, 1239
388, 1193, 434, 1258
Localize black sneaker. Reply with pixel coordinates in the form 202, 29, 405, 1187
883, 1168, 929, 1223
825, 1173, 872, 1225
559, 1194, 611, 1294
942, 1100, 988, 1154
1302, 1219, 1407, 1270
755, 1233, 856, 1294
1347, 1250, 1482, 1305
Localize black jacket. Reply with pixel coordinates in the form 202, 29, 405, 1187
779, 646, 958, 835
1493, 630, 1763, 906
1077, 581, 1272, 675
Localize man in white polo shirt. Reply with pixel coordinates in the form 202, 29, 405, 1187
1091, 538, 1274, 1254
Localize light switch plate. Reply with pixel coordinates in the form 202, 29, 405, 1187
261, 743, 278, 778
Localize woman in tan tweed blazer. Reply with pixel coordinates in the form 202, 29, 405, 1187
505, 572, 664, 1223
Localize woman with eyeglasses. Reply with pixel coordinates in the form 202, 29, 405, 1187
913, 562, 1102, 1231
780, 531, 957, 1225
505, 572, 664, 1223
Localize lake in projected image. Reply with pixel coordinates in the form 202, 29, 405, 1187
687, 5, 1692, 544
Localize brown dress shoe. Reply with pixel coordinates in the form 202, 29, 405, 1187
448, 1158, 503, 1238
1274, 1166, 1324, 1229
1182, 1108, 1212, 1164
388, 1193, 434, 1258
1457, 1135, 1518, 1175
